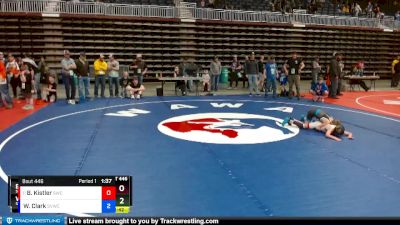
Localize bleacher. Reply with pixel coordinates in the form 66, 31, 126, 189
0, 0, 399, 80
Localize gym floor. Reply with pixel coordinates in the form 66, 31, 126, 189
0, 80, 399, 217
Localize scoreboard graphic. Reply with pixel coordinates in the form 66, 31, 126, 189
8, 176, 132, 214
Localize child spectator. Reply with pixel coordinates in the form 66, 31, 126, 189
202, 69, 210, 92
264, 56, 278, 98
277, 69, 288, 97
20, 63, 35, 110
310, 76, 329, 102
126, 76, 145, 100
119, 71, 131, 98
44, 72, 57, 103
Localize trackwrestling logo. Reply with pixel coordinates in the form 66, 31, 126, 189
158, 113, 299, 144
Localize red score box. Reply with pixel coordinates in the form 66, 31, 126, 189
102, 186, 116, 200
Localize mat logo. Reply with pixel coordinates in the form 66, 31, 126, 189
158, 113, 299, 144
6, 217, 12, 224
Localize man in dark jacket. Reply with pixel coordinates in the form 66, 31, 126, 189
329, 53, 342, 99
75, 52, 90, 101
245, 52, 260, 96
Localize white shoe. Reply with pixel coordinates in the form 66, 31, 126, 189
70, 100, 76, 105
136, 95, 140, 100
131, 95, 135, 99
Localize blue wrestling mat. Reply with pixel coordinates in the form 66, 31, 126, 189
0, 96, 399, 217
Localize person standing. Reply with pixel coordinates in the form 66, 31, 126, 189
129, 54, 147, 85
391, 55, 400, 87
312, 57, 322, 84
329, 53, 342, 99
6, 54, 21, 99
228, 55, 241, 89
210, 56, 222, 92
61, 50, 77, 104
245, 52, 260, 96
33, 56, 45, 102
284, 52, 304, 100
0, 52, 13, 109
94, 54, 107, 98
264, 56, 277, 98
108, 54, 119, 97
258, 55, 265, 92
75, 52, 90, 101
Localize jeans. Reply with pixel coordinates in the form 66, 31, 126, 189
265, 78, 277, 97
109, 76, 119, 97
288, 75, 301, 98
0, 83, 13, 107
34, 73, 42, 99
248, 74, 259, 95
62, 73, 76, 100
78, 76, 90, 100
211, 74, 220, 91
329, 76, 342, 97
94, 75, 106, 98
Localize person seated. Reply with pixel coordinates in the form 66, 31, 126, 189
310, 76, 329, 102
173, 66, 186, 96
126, 76, 145, 100
119, 71, 131, 98
350, 61, 369, 91
44, 73, 57, 103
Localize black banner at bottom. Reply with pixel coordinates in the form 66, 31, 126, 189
65, 217, 400, 225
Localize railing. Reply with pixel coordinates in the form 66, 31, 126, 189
0, 0, 398, 30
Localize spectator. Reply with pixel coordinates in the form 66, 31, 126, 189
350, 61, 369, 91
228, 55, 241, 89
61, 50, 77, 104
391, 55, 400, 87
284, 52, 304, 100
277, 68, 289, 97
208, 0, 215, 8
354, 3, 362, 17
94, 54, 107, 98
6, 54, 21, 99
258, 55, 265, 92
129, 54, 147, 85
126, 76, 145, 100
329, 52, 342, 99
210, 56, 222, 92
373, 3, 381, 18
200, 0, 206, 8
108, 54, 119, 97
264, 56, 278, 98
20, 63, 34, 110
310, 76, 329, 102
44, 72, 57, 103
119, 71, 131, 98
242, 55, 249, 88
185, 59, 199, 91
395, 11, 400, 21
312, 57, 322, 84
173, 66, 186, 96
36, 56, 48, 102
0, 52, 12, 109
366, 1, 373, 17
245, 52, 260, 96
75, 52, 90, 101
202, 69, 210, 92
